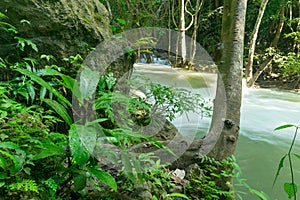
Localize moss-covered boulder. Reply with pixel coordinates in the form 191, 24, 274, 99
0, 0, 111, 64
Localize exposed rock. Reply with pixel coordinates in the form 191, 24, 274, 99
130, 119, 204, 169
0, 0, 111, 66
132, 184, 153, 200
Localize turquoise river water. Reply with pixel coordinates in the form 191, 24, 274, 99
132, 63, 300, 200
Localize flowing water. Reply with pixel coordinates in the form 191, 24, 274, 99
132, 63, 300, 200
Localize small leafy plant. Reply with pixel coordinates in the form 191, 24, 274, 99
273, 124, 299, 199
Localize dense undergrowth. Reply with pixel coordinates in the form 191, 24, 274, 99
0, 13, 235, 200
0, 12, 273, 200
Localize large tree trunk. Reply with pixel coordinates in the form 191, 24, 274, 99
205, 0, 247, 160
245, 0, 270, 87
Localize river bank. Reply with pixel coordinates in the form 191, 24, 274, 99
255, 79, 300, 91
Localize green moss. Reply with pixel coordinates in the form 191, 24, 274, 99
96, 14, 102, 21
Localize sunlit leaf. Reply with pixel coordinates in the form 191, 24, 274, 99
20, 19, 30, 25
166, 193, 190, 199
0, 156, 7, 170
85, 118, 108, 126
31, 142, 65, 160
80, 68, 100, 99
26, 83, 35, 103
274, 124, 295, 131
16, 68, 71, 107
249, 188, 271, 200
0, 142, 20, 149
116, 18, 126, 25
284, 182, 297, 199
273, 154, 287, 186
69, 125, 90, 167
39, 86, 47, 100
43, 99, 72, 125
76, 125, 97, 156
293, 153, 300, 160
0, 12, 7, 19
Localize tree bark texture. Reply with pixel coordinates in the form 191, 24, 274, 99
202, 0, 247, 161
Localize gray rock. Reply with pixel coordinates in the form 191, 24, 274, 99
0, 0, 111, 66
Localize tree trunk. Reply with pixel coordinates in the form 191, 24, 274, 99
188, 0, 203, 68
297, 1, 300, 55
245, 0, 270, 87
202, 0, 247, 161
246, 4, 285, 87
179, 0, 187, 65
270, 7, 285, 47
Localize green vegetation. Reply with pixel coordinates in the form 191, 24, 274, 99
1, 0, 299, 198
274, 124, 300, 199
0, 13, 220, 199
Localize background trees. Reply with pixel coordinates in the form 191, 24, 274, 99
102, 0, 299, 89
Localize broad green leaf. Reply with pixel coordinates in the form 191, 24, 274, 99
293, 153, 300, 160
0, 142, 20, 149
24, 167, 31, 175
9, 149, 26, 175
42, 68, 64, 76
16, 89, 29, 102
152, 195, 158, 200
273, 154, 287, 186
16, 68, 71, 107
120, 150, 134, 181
0, 111, 7, 118
85, 118, 108, 126
88, 167, 117, 191
274, 124, 295, 131
61, 75, 75, 91
0, 156, 7, 170
76, 125, 97, 156
249, 188, 271, 200
26, 39, 38, 52
43, 99, 73, 125
0, 150, 17, 167
116, 18, 126, 25
284, 182, 297, 199
26, 83, 35, 103
79, 68, 100, 99
0, 173, 7, 180
0, 182, 5, 187
42, 68, 80, 98
31, 142, 65, 160
69, 125, 89, 167
0, 12, 7, 19
39, 86, 47, 100
166, 193, 190, 199
73, 173, 87, 191
14, 36, 25, 51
